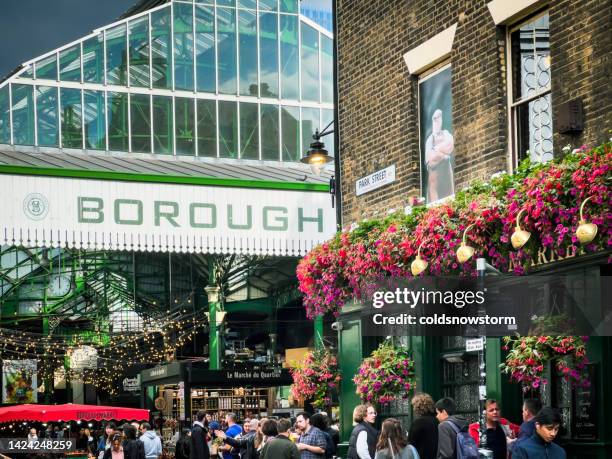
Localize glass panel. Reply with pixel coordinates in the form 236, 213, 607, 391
151, 7, 173, 89
300, 0, 333, 32
280, 0, 298, 13
218, 100, 238, 158
321, 108, 334, 157
36, 86, 59, 147
83, 90, 106, 150
217, 0, 235, 6
11, 84, 34, 145
511, 13, 550, 101
129, 17, 151, 88
195, 0, 214, 4
300, 23, 319, 102
217, 8, 237, 95
106, 24, 128, 85
153, 95, 173, 154
83, 34, 104, 83
197, 99, 216, 157
174, 2, 195, 91
259, 12, 279, 97
280, 15, 298, 99
239, 10, 258, 96
321, 35, 333, 103
261, 104, 279, 160
195, 5, 216, 93
107, 91, 129, 151
21, 67, 34, 79
281, 105, 299, 161
516, 93, 553, 163
35, 55, 58, 81
175, 97, 195, 155
59, 45, 81, 82
301, 107, 319, 158
239, 0, 256, 10
131, 93, 151, 153
259, 0, 278, 11
0, 86, 10, 144
240, 102, 258, 159
60, 88, 83, 149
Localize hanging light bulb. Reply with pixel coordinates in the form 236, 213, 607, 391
411, 241, 428, 276
456, 224, 476, 263
576, 196, 598, 244
511, 208, 531, 249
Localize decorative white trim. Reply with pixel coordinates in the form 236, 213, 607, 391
403, 24, 457, 75
486, 0, 546, 25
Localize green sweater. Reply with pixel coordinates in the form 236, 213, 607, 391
261, 435, 300, 459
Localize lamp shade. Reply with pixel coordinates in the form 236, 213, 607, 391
301, 139, 333, 176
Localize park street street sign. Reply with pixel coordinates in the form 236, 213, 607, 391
356, 165, 396, 196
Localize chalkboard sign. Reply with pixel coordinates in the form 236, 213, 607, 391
572, 364, 598, 440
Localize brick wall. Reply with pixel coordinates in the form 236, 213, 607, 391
336, 0, 611, 226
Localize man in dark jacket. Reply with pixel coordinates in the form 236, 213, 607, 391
512, 407, 567, 459
508, 398, 542, 453
261, 419, 299, 459
191, 410, 211, 459
215, 419, 259, 459
435, 397, 470, 459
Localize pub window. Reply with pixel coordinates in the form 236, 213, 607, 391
509, 11, 552, 166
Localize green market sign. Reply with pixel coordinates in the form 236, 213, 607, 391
2, 175, 336, 256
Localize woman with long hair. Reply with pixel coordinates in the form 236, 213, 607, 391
374, 418, 418, 459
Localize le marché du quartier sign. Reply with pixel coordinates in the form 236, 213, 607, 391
1, 175, 336, 255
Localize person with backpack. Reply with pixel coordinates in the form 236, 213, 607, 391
374, 418, 419, 459
434, 397, 478, 459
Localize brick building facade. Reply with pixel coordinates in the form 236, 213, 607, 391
336, 0, 611, 225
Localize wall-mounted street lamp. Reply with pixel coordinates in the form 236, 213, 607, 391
456, 223, 476, 263
511, 209, 531, 250
301, 120, 334, 176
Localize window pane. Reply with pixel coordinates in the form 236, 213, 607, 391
218, 8, 237, 95
83, 90, 106, 150
261, 104, 279, 160
175, 97, 195, 155
195, 5, 216, 93
239, 0, 256, 10
0, 86, 10, 144
129, 17, 150, 88
217, 0, 235, 6
59, 45, 81, 82
516, 93, 553, 163
36, 86, 59, 147
240, 102, 259, 159
239, 10, 258, 96
131, 93, 151, 153
259, 13, 279, 97
281, 105, 299, 161
21, 67, 34, 79
321, 108, 334, 157
259, 0, 278, 11
300, 23, 319, 101
300, 0, 332, 32
151, 7, 173, 89
106, 24, 128, 85
153, 95, 173, 154
83, 34, 104, 83
511, 13, 550, 101
280, 15, 298, 99
280, 0, 298, 13
60, 88, 82, 149
11, 84, 34, 145
301, 107, 319, 158
35, 55, 58, 81
321, 35, 333, 103
194, 0, 214, 4
107, 91, 129, 151
174, 2, 195, 91
197, 99, 216, 157
219, 100, 238, 158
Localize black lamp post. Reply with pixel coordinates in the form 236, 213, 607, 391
300, 120, 334, 176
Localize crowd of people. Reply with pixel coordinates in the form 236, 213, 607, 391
346, 394, 567, 459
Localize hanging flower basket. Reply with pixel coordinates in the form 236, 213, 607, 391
290, 348, 341, 409
500, 335, 590, 391
353, 341, 416, 405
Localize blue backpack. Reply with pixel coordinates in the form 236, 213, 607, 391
448, 421, 479, 459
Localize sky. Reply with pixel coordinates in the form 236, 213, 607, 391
0, 0, 131, 77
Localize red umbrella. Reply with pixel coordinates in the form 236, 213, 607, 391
0, 404, 149, 423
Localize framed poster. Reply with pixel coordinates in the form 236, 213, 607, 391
2, 360, 37, 403
418, 65, 455, 203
